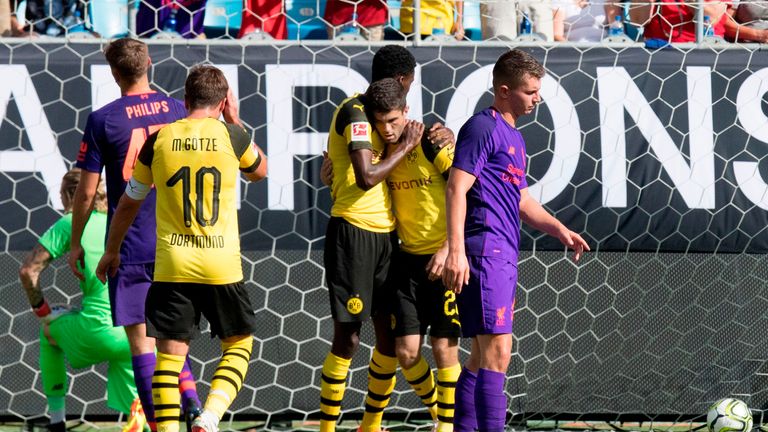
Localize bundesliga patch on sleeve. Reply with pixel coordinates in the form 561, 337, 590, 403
350, 122, 369, 141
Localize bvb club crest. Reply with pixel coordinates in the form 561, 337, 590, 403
406, 150, 418, 164
346, 296, 363, 315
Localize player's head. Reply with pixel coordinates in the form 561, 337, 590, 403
103, 38, 150, 85
492, 49, 544, 117
366, 78, 409, 145
372, 45, 417, 93
184, 65, 229, 112
60, 168, 107, 214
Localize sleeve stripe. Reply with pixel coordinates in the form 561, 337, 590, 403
240, 152, 262, 173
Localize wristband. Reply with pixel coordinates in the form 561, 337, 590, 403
33, 300, 51, 318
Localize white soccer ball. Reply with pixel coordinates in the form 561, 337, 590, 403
707, 398, 753, 432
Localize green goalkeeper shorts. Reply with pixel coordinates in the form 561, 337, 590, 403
43, 311, 137, 414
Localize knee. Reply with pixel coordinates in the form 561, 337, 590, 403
430, 338, 459, 369
395, 343, 420, 370
332, 323, 361, 358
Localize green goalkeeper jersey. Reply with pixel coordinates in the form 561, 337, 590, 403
38, 211, 111, 324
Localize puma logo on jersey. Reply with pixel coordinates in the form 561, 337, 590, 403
352, 104, 365, 112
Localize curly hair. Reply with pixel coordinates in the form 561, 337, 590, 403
371, 45, 416, 83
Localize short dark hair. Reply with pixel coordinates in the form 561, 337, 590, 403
371, 45, 416, 82
365, 78, 407, 114
103, 38, 149, 84
492, 49, 545, 90
185, 65, 229, 110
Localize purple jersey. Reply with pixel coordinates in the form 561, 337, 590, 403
452, 107, 528, 263
76, 92, 187, 264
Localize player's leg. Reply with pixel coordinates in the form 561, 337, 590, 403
430, 337, 460, 432
145, 282, 201, 432
458, 256, 517, 432
427, 274, 462, 432
359, 231, 400, 432
320, 217, 381, 432
113, 263, 201, 431
39, 324, 67, 432
393, 253, 438, 423
194, 282, 258, 432
454, 338, 480, 432
110, 264, 159, 430
98, 325, 145, 432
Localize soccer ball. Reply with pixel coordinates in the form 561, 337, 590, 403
707, 398, 753, 432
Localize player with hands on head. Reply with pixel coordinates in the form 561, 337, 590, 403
96, 64, 266, 432
67, 37, 202, 432
442, 49, 589, 432
19, 168, 144, 432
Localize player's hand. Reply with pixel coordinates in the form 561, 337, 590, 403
426, 242, 449, 281
68, 244, 86, 281
320, 151, 334, 187
557, 229, 590, 263
442, 251, 470, 294
95, 252, 120, 284
427, 123, 455, 149
400, 120, 425, 153
223, 88, 241, 126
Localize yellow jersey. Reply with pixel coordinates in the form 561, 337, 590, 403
400, 0, 454, 35
328, 95, 396, 233
134, 118, 261, 284
387, 135, 454, 255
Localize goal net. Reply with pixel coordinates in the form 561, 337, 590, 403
3, 8, 768, 430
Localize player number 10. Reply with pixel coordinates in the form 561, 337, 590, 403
166, 166, 222, 228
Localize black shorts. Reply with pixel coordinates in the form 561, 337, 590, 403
391, 250, 461, 338
324, 217, 398, 322
145, 281, 257, 340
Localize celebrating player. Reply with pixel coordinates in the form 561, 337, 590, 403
96, 65, 267, 432
319, 46, 426, 432
68, 37, 202, 432
19, 169, 143, 432
442, 49, 590, 431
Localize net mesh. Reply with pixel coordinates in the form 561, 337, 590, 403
4, 1, 768, 429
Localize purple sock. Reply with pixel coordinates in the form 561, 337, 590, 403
454, 367, 478, 432
179, 356, 201, 412
475, 368, 507, 432
132, 353, 156, 423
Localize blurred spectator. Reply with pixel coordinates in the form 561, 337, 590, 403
552, 0, 621, 42
401, 0, 464, 40
724, 1, 768, 42
481, 0, 553, 41
13, 0, 89, 36
324, 0, 387, 40
1, 0, 10, 35
630, 0, 728, 42
136, 0, 207, 38
239, 0, 286, 39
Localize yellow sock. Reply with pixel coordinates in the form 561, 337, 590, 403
402, 355, 437, 421
360, 349, 398, 432
320, 353, 351, 432
204, 336, 252, 420
436, 364, 461, 432
153, 352, 185, 432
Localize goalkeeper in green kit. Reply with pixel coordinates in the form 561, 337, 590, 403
18, 168, 144, 432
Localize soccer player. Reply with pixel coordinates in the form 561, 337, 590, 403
19, 168, 143, 432
68, 37, 201, 432
442, 49, 590, 432
320, 46, 427, 432
371, 82, 462, 432
96, 65, 267, 432
325, 78, 461, 431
